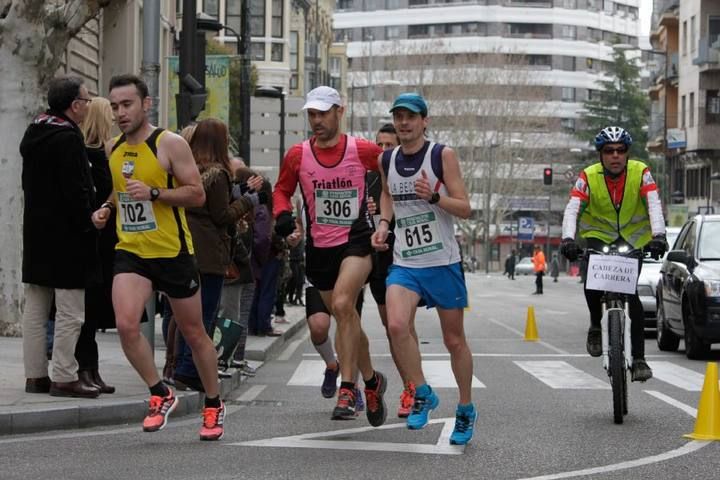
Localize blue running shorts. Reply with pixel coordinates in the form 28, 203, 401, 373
386, 262, 467, 309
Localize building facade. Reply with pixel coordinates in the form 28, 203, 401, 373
333, 0, 642, 265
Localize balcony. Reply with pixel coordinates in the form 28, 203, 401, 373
692, 37, 720, 73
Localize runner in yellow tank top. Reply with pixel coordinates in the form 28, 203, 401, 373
91, 74, 225, 441
109, 128, 194, 258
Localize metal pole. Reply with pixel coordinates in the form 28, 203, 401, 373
367, 36, 373, 138
240, 0, 251, 165
141, 0, 161, 126
663, 48, 670, 207
484, 146, 493, 274
279, 91, 285, 166
177, 0, 197, 129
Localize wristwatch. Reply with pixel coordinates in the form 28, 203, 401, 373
429, 192, 441, 204
149, 187, 161, 201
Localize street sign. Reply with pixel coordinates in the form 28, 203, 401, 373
667, 128, 687, 149
518, 217, 534, 241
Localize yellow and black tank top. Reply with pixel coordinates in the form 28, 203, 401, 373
109, 128, 194, 258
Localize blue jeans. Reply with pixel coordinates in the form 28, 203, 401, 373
249, 257, 280, 334
174, 273, 224, 380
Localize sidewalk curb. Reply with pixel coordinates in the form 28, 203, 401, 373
0, 314, 307, 436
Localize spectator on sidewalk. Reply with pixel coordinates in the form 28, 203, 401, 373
20, 76, 100, 398
550, 252, 560, 283
174, 118, 260, 391
75, 96, 116, 394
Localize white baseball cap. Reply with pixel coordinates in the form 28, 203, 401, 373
303, 86, 342, 111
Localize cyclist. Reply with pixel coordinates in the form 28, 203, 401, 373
560, 126, 667, 382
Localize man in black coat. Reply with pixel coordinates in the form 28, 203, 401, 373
20, 76, 100, 398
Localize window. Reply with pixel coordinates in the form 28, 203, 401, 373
290, 31, 298, 70
690, 16, 696, 53
528, 55, 552, 67
707, 90, 720, 124
561, 87, 575, 102
561, 56, 576, 71
386, 26, 401, 39
226, 0, 241, 34
203, 0, 219, 18
337, 0, 353, 9
271, 43, 283, 61
587, 0, 597, 8
408, 25, 429, 38
560, 25, 576, 40
251, 0, 265, 36
710, 17, 720, 47
681, 95, 686, 128
603, 0, 612, 14
386, 0, 401, 8
682, 21, 687, 56
689, 92, 695, 127
290, 74, 298, 90
562, 0, 576, 8
271, 0, 283, 38
251, 42, 265, 61
362, 27, 374, 40
561, 118, 575, 131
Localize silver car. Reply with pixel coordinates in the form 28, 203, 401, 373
514, 257, 534, 276
636, 227, 681, 332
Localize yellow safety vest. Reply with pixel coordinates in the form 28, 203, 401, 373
578, 160, 652, 248
109, 128, 194, 258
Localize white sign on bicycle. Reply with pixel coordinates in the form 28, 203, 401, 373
586, 255, 639, 295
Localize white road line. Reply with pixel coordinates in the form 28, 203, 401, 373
302, 353, 677, 358
515, 361, 609, 389
277, 330, 310, 361
517, 391, 708, 480
648, 361, 707, 391
287, 360, 484, 388
234, 384, 267, 403
474, 317, 570, 354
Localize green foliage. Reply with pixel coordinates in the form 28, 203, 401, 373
578, 48, 650, 160
205, 39, 257, 153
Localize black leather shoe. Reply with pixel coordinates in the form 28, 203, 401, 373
25, 376, 51, 393
50, 380, 100, 398
91, 369, 116, 394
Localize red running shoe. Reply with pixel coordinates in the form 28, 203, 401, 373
200, 402, 225, 441
397, 382, 416, 418
142, 390, 178, 432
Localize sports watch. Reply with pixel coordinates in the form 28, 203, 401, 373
429, 192, 440, 204
150, 187, 161, 201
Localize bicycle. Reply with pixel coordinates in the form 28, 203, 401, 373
583, 245, 643, 424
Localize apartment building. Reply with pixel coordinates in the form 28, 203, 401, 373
333, 0, 642, 262
651, 0, 720, 215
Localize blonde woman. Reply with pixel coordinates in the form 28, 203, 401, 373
76, 97, 117, 394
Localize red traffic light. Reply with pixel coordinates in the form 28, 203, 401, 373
543, 168, 553, 185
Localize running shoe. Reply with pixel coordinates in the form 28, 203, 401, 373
407, 386, 439, 430
199, 402, 225, 441
142, 389, 178, 432
364, 371, 388, 427
397, 382, 416, 418
631, 358, 653, 382
449, 405, 477, 445
354, 388, 365, 413
331, 387, 356, 420
586, 326, 602, 357
321, 364, 340, 398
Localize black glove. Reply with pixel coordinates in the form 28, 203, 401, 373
560, 238, 580, 261
274, 211, 295, 237
231, 182, 250, 200
646, 235, 668, 260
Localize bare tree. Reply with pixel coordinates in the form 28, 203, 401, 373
0, 0, 113, 335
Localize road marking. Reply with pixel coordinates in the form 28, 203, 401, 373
517, 391, 708, 480
230, 417, 465, 455
288, 360, 484, 388
234, 385, 267, 403
277, 330, 310, 361
515, 361, 609, 389
486, 317, 569, 354
302, 353, 677, 358
648, 361, 707, 391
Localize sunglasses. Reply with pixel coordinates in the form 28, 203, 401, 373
601, 147, 628, 155
75, 97, 92, 104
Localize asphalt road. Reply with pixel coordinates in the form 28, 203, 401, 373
1, 273, 719, 480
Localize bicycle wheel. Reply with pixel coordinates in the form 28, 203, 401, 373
608, 310, 626, 424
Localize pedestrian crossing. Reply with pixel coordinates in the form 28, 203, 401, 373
287, 358, 711, 392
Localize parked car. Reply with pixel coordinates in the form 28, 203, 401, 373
514, 257, 534, 276
636, 227, 681, 332
656, 215, 720, 359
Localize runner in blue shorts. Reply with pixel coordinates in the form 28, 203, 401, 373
371, 93, 476, 446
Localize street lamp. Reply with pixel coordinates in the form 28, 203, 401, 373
615, 43, 672, 207
484, 143, 500, 275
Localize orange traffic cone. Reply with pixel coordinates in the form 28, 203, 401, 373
684, 362, 720, 440
524, 306, 539, 342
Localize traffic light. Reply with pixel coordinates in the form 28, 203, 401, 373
543, 167, 553, 185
